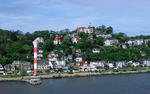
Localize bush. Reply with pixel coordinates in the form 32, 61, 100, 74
113, 70, 119, 72
20, 69, 28, 76
131, 68, 137, 71
122, 69, 127, 72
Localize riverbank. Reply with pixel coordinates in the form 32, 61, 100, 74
1, 68, 150, 82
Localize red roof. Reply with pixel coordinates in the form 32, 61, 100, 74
56, 36, 62, 40
73, 65, 81, 69
48, 57, 54, 59
75, 36, 80, 40
80, 60, 88, 66
77, 27, 85, 31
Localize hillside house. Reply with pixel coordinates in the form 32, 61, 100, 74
144, 39, 150, 44
75, 57, 83, 63
48, 51, 58, 68
142, 60, 150, 67
55, 60, 66, 68
77, 26, 94, 34
92, 48, 100, 53
115, 61, 126, 69
37, 50, 43, 60
90, 62, 104, 71
104, 39, 119, 46
0, 64, 4, 75
4, 64, 12, 71
97, 34, 112, 39
106, 63, 114, 68
126, 39, 144, 46
79, 61, 90, 72
53, 36, 63, 45
11, 61, 32, 70
38, 61, 49, 70
72, 36, 81, 43
132, 62, 140, 67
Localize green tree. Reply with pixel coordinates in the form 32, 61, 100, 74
106, 26, 113, 34
94, 36, 104, 46
147, 41, 150, 47
62, 35, 72, 46
20, 69, 28, 76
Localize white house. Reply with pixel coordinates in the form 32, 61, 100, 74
142, 60, 150, 67
132, 62, 140, 67
48, 51, 58, 68
47, 51, 66, 69
115, 61, 125, 69
79, 61, 90, 72
0, 64, 4, 75
37, 62, 49, 70
38, 49, 43, 59
106, 63, 114, 68
90, 62, 104, 71
136, 39, 144, 45
97, 34, 112, 39
104, 39, 119, 46
144, 39, 150, 44
75, 49, 81, 53
72, 36, 81, 43
11, 61, 32, 70
53, 36, 62, 45
55, 61, 66, 68
126, 39, 144, 46
92, 48, 100, 53
75, 57, 83, 63
38, 50, 43, 53
77, 26, 94, 34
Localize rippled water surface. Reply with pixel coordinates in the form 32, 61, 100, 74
1, 73, 150, 94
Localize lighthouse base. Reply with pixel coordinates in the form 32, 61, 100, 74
29, 76, 41, 85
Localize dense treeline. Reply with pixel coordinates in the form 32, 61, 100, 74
0, 25, 150, 66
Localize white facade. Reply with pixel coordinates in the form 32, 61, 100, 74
97, 34, 112, 39
104, 39, 119, 46
53, 39, 62, 45
92, 48, 100, 53
132, 62, 140, 67
72, 37, 78, 43
72, 36, 80, 43
115, 62, 125, 69
37, 63, 49, 70
0, 64, 4, 74
90, 62, 104, 69
75, 57, 83, 62
144, 39, 150, 44
56, 61, 66, 68
143, 60, 150, 67
77, 26, 94, 34
107, 63, 114, 68
127, 39, 144, 46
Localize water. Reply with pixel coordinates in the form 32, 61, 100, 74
1, 73, 150, 94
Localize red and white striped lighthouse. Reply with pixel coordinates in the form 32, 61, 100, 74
33, 41, 38, 76
32, 37, 44, 76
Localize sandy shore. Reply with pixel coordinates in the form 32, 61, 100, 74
0, 69, 150, 82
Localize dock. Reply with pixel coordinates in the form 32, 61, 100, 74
23, 76, 42, 85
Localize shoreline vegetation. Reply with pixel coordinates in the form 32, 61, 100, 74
1, 68, 150, 82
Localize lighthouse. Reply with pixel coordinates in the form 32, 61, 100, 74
32, 37, 44, 76
33, 41, 38, 76
29, 37, 44, 85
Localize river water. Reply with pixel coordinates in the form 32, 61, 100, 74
0, 73, 150, 94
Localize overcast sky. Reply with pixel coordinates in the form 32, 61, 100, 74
0, 0, 150, 36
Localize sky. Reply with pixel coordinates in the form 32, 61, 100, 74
0, 0, 150, 36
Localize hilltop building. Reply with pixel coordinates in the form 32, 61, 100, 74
77, 25, 94, 34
